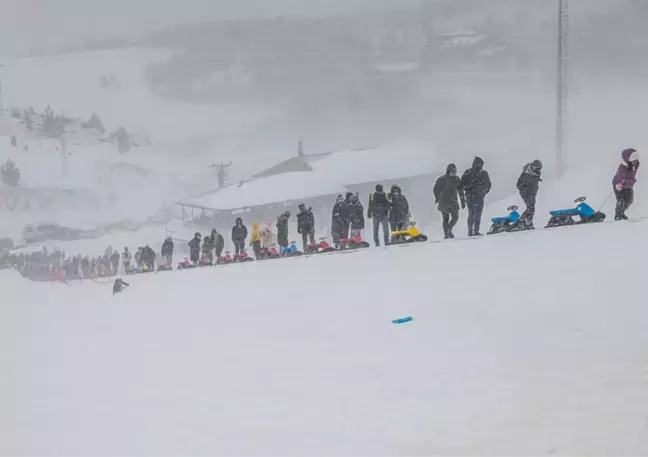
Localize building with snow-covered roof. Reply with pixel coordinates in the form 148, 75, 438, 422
178, 146, 442, 232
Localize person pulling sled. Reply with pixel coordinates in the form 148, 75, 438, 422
613, 148, 639, 221
516, 160, 542, 230
434, 164, 465, 239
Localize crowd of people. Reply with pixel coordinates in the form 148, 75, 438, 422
1, 149, 639, 280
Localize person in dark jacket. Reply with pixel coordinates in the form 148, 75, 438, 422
434, 164, 466, 239
612, 148, 639, 220
231, 218, 248, 257
342, 192, 354, 239
141, 245, 156, 270
189, 232, 202, 263
297, 203, 315, 251
348, 194, 365, 237
161, 237, 174, 266
212, 229, 225, 258
331, 195, 348, 248
461, 156, 492, 236
367, 184, 391, 246
516, 160, 543, 229
202, 233, 214, 262
389, 184, 410, 233
276, 211, 290, 255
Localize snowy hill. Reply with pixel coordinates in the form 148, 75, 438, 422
3, 217, 648, 455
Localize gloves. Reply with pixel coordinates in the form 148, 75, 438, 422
461, 200, 466, 209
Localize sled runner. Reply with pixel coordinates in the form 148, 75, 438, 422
545, 197, 606, 228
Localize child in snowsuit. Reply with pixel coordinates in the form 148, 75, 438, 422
434, 164, 466, 239
613, 148, 639, 220
231, 218, 248, 257
250, 223, 262, 259
348, 194, 365, 237
516, 160, 542, 229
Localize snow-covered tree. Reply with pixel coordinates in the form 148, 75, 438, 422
1, 159, 21, 187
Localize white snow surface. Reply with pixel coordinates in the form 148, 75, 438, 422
3, 219, 648, 455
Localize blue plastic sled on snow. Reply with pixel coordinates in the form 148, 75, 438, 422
488, 206, 522, 235
545, 197, 606, 228
392, 316, 413, 324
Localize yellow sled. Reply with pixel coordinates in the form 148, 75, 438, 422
390, 222, 428, 244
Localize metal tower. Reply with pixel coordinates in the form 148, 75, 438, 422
556, 0, 569, 177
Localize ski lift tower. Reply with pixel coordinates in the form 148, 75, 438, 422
556, 0, 569, 177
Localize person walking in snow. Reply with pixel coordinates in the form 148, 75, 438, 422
368, 185, 391, 246
332, 195, 349, 248
161, 237, 174, 266
250, 222, 262, 259
348, 194, 365, 237
461, 156, 491, 236
276, 211, 291, 255
389, 184, 410, 234
231, 218, 248, 257
516, 159, 543, 229
189, 233, 202, 264
613, 148, 640, 220
297, 203, 316, 251
434, 164, 466, 239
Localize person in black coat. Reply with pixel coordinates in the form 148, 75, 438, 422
297, 203, 315, 251
434, 163, 466, 239
276, 211, 290, 254
212, 229, 225, 258
202, 233, 214, 262
389, 184, 410, 233
331, 195, 348, 248
367, 184, 391, 246
348, 194, 365, 237
460, 156, 492, 236
516, 160, 542, 229
342, 192, 353, 239
188, 232, 202, 263
161, 237, 174, 266
231, 218, 248, 256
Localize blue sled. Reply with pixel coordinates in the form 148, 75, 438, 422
392, 316, 413, 324
545, 197, 606, 228
488, 205, 522, 234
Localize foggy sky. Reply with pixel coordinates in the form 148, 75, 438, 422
0, 0, 422, 56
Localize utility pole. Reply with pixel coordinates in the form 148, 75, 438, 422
211, 161, 232, 189
556, 0, 569, 177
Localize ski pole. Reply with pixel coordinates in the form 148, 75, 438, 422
596, 190, 614, 214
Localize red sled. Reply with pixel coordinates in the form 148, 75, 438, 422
237, 250, 255, 262
306, 238, 337, 254
339, 234, 370, 250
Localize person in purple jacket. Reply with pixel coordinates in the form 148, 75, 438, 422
612, 148, 640, 220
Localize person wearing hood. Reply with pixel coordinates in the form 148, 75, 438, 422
250, 223, 262, 259
342, 192, 354, 239
368, 184, 391, 246
434, 164, 466, 239
461, 156, 492, 236
276, 211, 291, 255
613, 148, 640, 220
516, 159, 543, 229
211, 228, 225, 258
297, 203, 316, 251
189, 232, 202, 264
231, 218, 248, 257
161, 236, 174, 266
202, 232, 215, 262
331, 195, 349, 248
348, 193, 365, 237
389, 184, 410, 234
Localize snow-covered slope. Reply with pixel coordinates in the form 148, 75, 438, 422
3, 218, 648, 455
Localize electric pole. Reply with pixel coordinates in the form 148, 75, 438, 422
557, 0, 569, 177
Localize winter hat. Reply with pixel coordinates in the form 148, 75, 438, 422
622, 148, 639, 165
375, 184, 384, 192
472, 156, 484, 170
446, 163, 457, 174
531, 159, 543, 172
298, 203, 306, 210
345, 192, 353, 200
